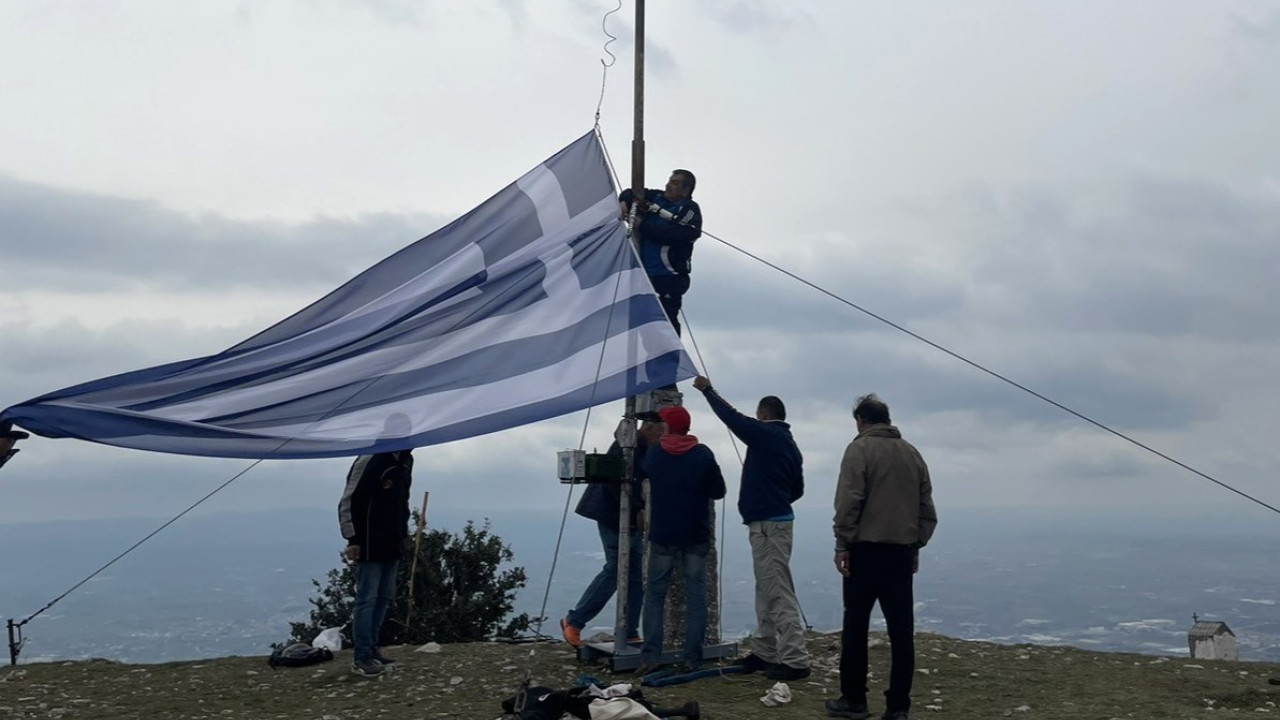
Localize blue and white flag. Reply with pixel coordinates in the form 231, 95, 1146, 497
0, 131, 697, 458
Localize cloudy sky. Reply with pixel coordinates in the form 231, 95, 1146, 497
2, 1, 1278, 530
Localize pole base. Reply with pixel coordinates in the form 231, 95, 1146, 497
577, 640, 738, 673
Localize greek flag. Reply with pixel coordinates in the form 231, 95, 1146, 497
0, 131, 697, 459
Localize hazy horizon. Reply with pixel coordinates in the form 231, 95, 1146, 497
3, 504, 1276, 665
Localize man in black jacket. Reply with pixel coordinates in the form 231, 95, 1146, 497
561, 420, 662, 647
338, 449, 413, 677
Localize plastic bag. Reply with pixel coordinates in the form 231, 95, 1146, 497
312, 626, 344, 652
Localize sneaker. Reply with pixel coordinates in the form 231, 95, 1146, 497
351, 658, 384, 677
825, 697, 870, 719
372, 649, 395, 665
626, 636, 642, 645
737, 653, 776, 674
634, 662, 661, 677
765, 663, 811, 681
560, 617, 582, 648
881, 712, 910, 720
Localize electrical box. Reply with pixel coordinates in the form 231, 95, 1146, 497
585, 453, 626, 481
558, 449, 586, 482
557, 449, 628, 484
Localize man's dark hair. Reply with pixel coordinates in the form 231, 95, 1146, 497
673, 169, 696, 194
757, 395, 786, 421
853, 394, 891, 425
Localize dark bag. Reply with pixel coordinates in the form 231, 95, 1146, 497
267, 643, 334, 669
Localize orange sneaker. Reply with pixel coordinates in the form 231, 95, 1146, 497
560, 618, 582, 647
627, 636, 642, 645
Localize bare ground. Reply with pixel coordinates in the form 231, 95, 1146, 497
1, 632, 1277, 719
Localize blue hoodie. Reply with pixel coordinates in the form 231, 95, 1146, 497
641, 433, 726, 547
618, 188, 702, 279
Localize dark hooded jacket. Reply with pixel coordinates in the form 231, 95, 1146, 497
641, 434, 725, 547
338, 450, 413, 562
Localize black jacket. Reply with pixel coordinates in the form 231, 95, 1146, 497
338, 451, 413, 562
574, 440, 647, 530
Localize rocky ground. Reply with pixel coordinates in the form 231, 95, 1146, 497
1, 632, 1278, 719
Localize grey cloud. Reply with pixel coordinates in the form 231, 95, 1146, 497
0, 320, 255, 394
938, 176, 1280, 342
1232, 10, 1280, 46
700, 2, 813, 36
0, 176, 448, 294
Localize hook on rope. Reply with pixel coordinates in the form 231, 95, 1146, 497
594, 0, 623, 126
600, 0, 621, 68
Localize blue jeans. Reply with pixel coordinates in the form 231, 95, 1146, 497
353, 559, 399, 662
641, 541, 709, 667
567, 523, 643, 638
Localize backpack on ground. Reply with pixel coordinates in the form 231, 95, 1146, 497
267, 642, 334, 669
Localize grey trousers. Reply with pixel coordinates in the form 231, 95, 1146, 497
747, 520, 810, 668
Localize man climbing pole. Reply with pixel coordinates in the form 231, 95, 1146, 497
691, 376, 811, 681
619, 169, 702, 336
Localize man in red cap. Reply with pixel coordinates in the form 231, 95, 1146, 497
636, 405, 725, 675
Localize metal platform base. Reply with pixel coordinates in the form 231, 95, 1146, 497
577, 640, 738, 672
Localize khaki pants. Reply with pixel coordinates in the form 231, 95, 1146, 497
748, 520, 810, 668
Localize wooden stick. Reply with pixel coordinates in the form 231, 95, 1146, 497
404, 490, 430, 628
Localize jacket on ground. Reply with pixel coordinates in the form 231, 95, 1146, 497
339, 450, 413, 562
833, 424, 937, 550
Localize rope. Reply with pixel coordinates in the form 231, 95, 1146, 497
13, 460, 263, 629
531, 233, 631, 638
593, 0, 622, 127
700, 227, 1280, 517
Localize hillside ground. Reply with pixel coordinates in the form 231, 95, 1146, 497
2, 632, 1278, 719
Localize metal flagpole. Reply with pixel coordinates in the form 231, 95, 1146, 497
613, 0, 645, 658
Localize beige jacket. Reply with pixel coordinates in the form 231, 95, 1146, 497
833, 424, 937, 550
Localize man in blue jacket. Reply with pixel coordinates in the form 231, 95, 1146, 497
692, 375, 810, 681
618, 170, 702, 336
338, 449, 413, 677
637, 405, 726, 675
561, 420, 663, 648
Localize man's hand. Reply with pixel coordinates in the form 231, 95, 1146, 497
834, 550, 850, 577
635, 514, 647, 534
912, 549, 920, 575
692, 375, 711, 391
345, 544, 360, 562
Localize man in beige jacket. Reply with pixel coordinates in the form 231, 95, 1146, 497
827, 394, 937, 720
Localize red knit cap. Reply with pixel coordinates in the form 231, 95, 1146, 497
657, 405, 691, 434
